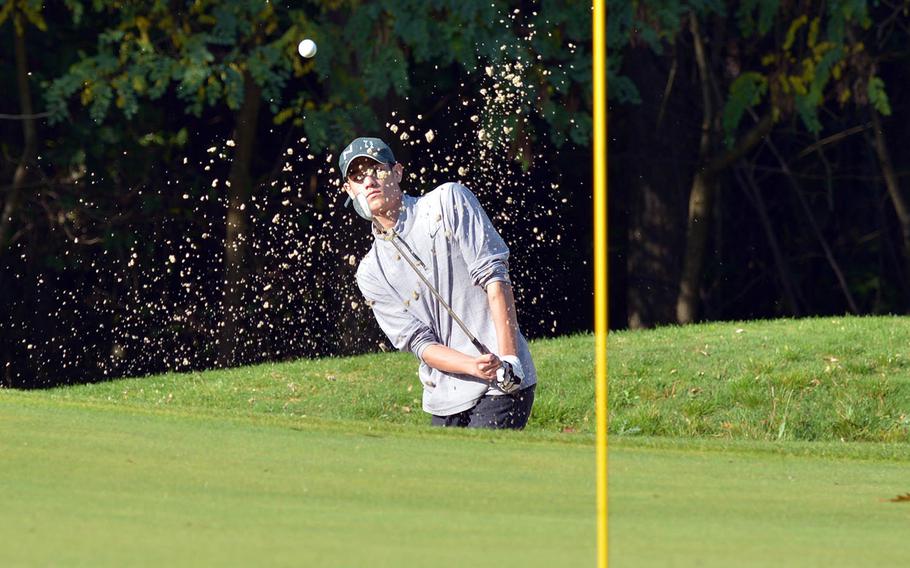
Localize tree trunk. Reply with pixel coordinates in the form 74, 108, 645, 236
676, 114, 773, 324
675, 14, 716, 325
218, 70, 262, 367
870, 110, 910, 307
676, 171, 713, 324
627, 183, 686, 328
0, 25, 38, 257
620, 45, 692, 328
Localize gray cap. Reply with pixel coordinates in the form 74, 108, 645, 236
338, 137, 396, 179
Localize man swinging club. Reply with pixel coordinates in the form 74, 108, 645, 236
338, 137, 537, 429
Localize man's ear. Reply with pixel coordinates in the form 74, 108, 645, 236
393, 163, 404, 183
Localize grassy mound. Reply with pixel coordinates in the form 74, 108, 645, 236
23, 334, 596, 436
609, 315, 910, 443
13, 316, 910, 443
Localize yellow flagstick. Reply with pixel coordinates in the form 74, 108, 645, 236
592, 0, 608, 567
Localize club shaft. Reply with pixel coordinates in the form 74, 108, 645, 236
375, 221, 489, 355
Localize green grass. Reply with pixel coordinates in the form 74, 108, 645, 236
606, 316, 910, 567
0, 335, 595, 567
30, 334, 596, 436
609, 316, 910, 442
609, 437, 910, 567
3, 318, 910, 566
1, 395, 594, 567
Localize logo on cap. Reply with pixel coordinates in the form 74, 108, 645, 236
338, 137, 396, 180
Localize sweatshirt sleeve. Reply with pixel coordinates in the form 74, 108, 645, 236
443, 183, 511, 289
356, 264, 439, 361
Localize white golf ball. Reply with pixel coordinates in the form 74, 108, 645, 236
298, 39, 317, 58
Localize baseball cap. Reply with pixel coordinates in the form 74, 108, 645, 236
338, 137, 396, 210
338, 137, 396, 180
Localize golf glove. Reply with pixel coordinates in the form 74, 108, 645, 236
495, 355, 524, 394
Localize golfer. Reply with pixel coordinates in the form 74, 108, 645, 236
339, 136, 537, 429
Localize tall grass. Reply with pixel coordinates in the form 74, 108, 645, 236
609, 316, 910, 442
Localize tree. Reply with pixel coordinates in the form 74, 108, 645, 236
12, 0, 594, 382
44, 1, 297, 364
866, 5, 910, 308
0, 0, 46, 256
608, 0, 896, 324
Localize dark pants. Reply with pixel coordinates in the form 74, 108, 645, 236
431, 385, 536, 430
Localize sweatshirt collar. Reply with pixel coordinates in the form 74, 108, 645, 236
373, 193, 416, 239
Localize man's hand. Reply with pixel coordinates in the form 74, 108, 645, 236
468, 353, 502, 381
495, 355, 524, 394
422, 346, 522, 391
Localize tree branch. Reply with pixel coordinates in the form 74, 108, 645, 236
734, 159, 802, 316
762, 134, 860, 314
0, 111, 51, 120
796, 123, 871, 160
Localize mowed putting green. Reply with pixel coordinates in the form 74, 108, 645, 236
609, 439, 910, 567
0, 396, 594, 567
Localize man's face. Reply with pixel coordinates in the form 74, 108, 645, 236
343, 157, 403, 215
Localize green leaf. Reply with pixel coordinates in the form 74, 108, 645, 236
757, 0, 780, 35
98, 29, 124, 45
223, 66, 244, 110
569, 112, 593, 146
148, 58, 176, 99
89, 82, 113, 123
362, 45, 410, 99
174, 127, 188, 146
113, 73, 139, 118
868, 77, 891, 116
0, 1, 14, 27
63, 0, 83, 24
210, 5, 239, 45
607, 74, 640, 105
795, 91, 823, 134
20, 0, 47, 31
273, 107, 295, 125
722, 72, 768, 145
808, 44, 843, 98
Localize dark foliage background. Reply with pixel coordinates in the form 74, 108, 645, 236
1, 0, 593, 388
5, 1, 910, 389
609, 0, 910, 330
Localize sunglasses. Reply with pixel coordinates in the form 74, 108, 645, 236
346, 163, 393, 184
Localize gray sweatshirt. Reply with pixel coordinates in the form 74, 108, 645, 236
355, 182, 538, 416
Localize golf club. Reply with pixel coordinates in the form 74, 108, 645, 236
373, 219, 521, 392
351, 195, 521, 392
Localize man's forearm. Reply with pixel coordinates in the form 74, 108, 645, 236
422, 344, 502, 382
422, 344, 477, 376
486, 281, 519, 356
